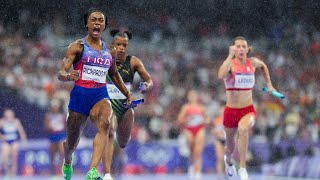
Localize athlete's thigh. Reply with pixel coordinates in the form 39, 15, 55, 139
90, 98, 112, 124
1, 143, 10, 158
238, 112, 255, 129
194, 128, 206, 152
109, 112, 117, 135
183, 129, 195, 148
10, 143, 19, 158
224, 127, 237, 138
49, 142, 57, 152
67, 110, 88, 131
57, 141, 64, 155
117, 109, 134, 134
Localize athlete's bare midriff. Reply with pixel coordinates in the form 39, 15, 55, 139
226, 90, 253, 108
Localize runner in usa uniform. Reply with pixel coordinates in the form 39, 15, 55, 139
218, 36, 277, 180
58, 8, 133, 180
101, 30, 153, 180
0, 108, 27, 177
177, 90, 208, 180
44, 100, 66, 175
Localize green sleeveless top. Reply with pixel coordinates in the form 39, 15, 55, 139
106, 56, 135, 119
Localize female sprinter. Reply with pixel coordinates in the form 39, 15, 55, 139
218, 36, 277, 180
58, 8, 133, 180
177, 90, 208, 179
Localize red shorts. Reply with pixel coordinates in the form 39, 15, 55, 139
223, 105, 256, 128
184, 124, 205, 137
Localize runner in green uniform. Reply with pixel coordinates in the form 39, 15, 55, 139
102, 30, 153, 180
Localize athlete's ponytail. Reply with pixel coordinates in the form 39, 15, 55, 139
123, 31, 132, 40
110, 29, 120, 37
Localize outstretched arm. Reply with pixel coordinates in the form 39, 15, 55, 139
58, 40, 82, 81
131, 56, 153, 93
251, 57, 276, 92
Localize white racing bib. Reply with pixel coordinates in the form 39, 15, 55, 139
49, 117, 65, 131
186, 115, 204, 126
3, 124, 18, 140
234, 74, 255, 89
107, 83, 132, 99
82, 64, 108, 83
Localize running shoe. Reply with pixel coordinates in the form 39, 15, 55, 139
85, 167, 101, 180
224, 155, 237, 177
238, 167, 249, 180
62, 163, 73, 180
103, 173, 113, 180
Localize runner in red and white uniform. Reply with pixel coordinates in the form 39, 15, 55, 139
218, 36, 277, 180
177, 90, 208, 179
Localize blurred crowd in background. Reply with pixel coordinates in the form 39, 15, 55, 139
0, 0, 320, 176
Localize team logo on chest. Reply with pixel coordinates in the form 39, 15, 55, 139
81, 55, 111, 84
86, 57, 111, 66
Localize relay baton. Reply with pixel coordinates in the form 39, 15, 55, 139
262, 87, 285, 99
124, 98, 145, 109
132, 98, 145, 105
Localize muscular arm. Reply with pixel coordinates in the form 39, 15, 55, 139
57, 40, 82, 81
218, 45, 238, 79
218, 56, 233, 79
251, 57, 275, 91
108, 58, 131, 99
131, 56, 154, 92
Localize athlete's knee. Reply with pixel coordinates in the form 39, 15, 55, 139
193, 148, 204, 157
96, 121, 111, 135
117, 136, 130, 148
92, 111, 112, 130
225, 147, 234, 155
238, 126, 249, 136
89, 109, 99, 123
119, 143, 126, 149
